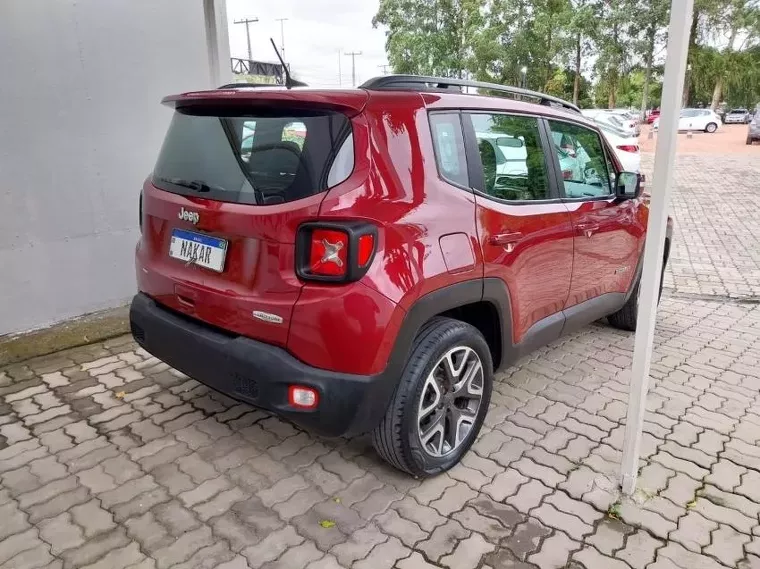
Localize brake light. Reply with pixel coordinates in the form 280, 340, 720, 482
309, 229, 348, 276
617, 144, 639, 153
297, 222, 377, 283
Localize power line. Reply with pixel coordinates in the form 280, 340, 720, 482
344, 51, 363, 87
233, 17, 259, 61
378, 64, 391, 75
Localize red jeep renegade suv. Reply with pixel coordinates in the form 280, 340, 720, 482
130, 75, 672, 477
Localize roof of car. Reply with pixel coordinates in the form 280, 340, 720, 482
164, 76, 597, 127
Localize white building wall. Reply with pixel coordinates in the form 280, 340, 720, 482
0, 0, 230, 336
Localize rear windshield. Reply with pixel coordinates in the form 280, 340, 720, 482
153, 108, 354, 205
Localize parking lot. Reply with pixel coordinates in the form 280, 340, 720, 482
639, 123, 757, 154
1, 138, 760, 569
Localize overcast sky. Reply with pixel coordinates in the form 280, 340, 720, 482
225, 0, 389, 88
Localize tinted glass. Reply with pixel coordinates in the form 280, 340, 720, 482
548, 120, 613, 198
469, 113, 550, 201
429, 113, 469, 187
153, 109, 352, 205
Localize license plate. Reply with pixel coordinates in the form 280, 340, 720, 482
169, 229, 227, 272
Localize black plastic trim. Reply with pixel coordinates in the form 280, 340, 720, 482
130, 293, 387, 437
461, 113, 486, 192
295, 221, 378, 283
562, 293, 626, 336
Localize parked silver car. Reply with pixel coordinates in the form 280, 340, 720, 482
724, 108, 752, 124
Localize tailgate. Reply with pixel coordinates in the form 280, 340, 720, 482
136, 99, 360, 346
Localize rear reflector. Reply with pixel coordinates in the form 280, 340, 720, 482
289, 386, 319, 409
617, 144, 639, 153
309, 229, 348, 276
357, 234, 375, 267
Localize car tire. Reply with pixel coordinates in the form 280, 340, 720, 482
608, 255, 666, 332
371, 317, 493, 477
705, 122, 718, 133
748, 136, 753, 145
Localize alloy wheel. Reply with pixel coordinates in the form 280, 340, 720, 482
416, 346, 484, 458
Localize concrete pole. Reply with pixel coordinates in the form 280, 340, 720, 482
620, 0, 693, 496
205, 0, 233, 87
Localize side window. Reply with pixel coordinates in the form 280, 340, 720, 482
241, 120, 257, 157
468, 113, 550, 201
547, 120, 612, 198
429, 113, 469, 187
282, 121, 306, 149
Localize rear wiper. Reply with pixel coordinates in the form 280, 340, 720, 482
156, 177, 221, 193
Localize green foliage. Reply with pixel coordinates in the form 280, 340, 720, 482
373, 0, 760, 110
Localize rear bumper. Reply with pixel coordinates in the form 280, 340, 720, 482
129, 293, 391, 437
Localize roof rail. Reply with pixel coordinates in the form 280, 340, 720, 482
217, 82, 281, 89
359, 75, 580, 113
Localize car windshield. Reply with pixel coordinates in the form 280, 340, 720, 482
153, 108, 353, 205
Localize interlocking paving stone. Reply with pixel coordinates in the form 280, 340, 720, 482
527, 530, 578, 568
416, 519, 470, 563
704, 524, 750, 567
616, 529, 664, 569
439, 533, 495, 569
670, 511, 718, 553
353, 536, 410, 569
2, 156, 760, 569
657, 542, 729, 569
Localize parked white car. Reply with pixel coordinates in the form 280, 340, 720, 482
583, 110, 639, 137
653, 109, 721, 133
597, 123, 641, 173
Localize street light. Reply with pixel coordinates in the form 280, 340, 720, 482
520, 66, 527, 89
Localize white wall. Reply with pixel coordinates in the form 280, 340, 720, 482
0, 0, 230, 336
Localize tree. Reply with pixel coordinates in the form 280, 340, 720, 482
373, 0, 486, 77
566, 0, 599, 105
629, 0, 669, 113
593, 0, 634, 108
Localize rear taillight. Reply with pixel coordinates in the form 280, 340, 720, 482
617, 144, 639, 153
297, 222, 377, 282
309, 228, 348, 277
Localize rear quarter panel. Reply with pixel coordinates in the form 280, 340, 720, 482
316, 92, 484, 311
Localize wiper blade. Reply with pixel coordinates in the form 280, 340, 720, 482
156, 177, 221, 193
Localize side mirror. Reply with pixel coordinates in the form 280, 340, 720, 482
616, 171, 641, 199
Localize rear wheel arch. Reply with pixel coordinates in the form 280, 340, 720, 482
385, 279, 513, 380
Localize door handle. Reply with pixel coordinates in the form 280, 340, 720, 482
576, 223, 599, 238
489, 232, 523, 253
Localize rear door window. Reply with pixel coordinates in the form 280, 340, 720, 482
467, 113, 551, 201
153, 109, 353, 205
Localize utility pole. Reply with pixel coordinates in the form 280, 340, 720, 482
234, 17, 258, 62
275, 18, 288, 64
378, 64, 390, 75
345, 51, 362, 86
